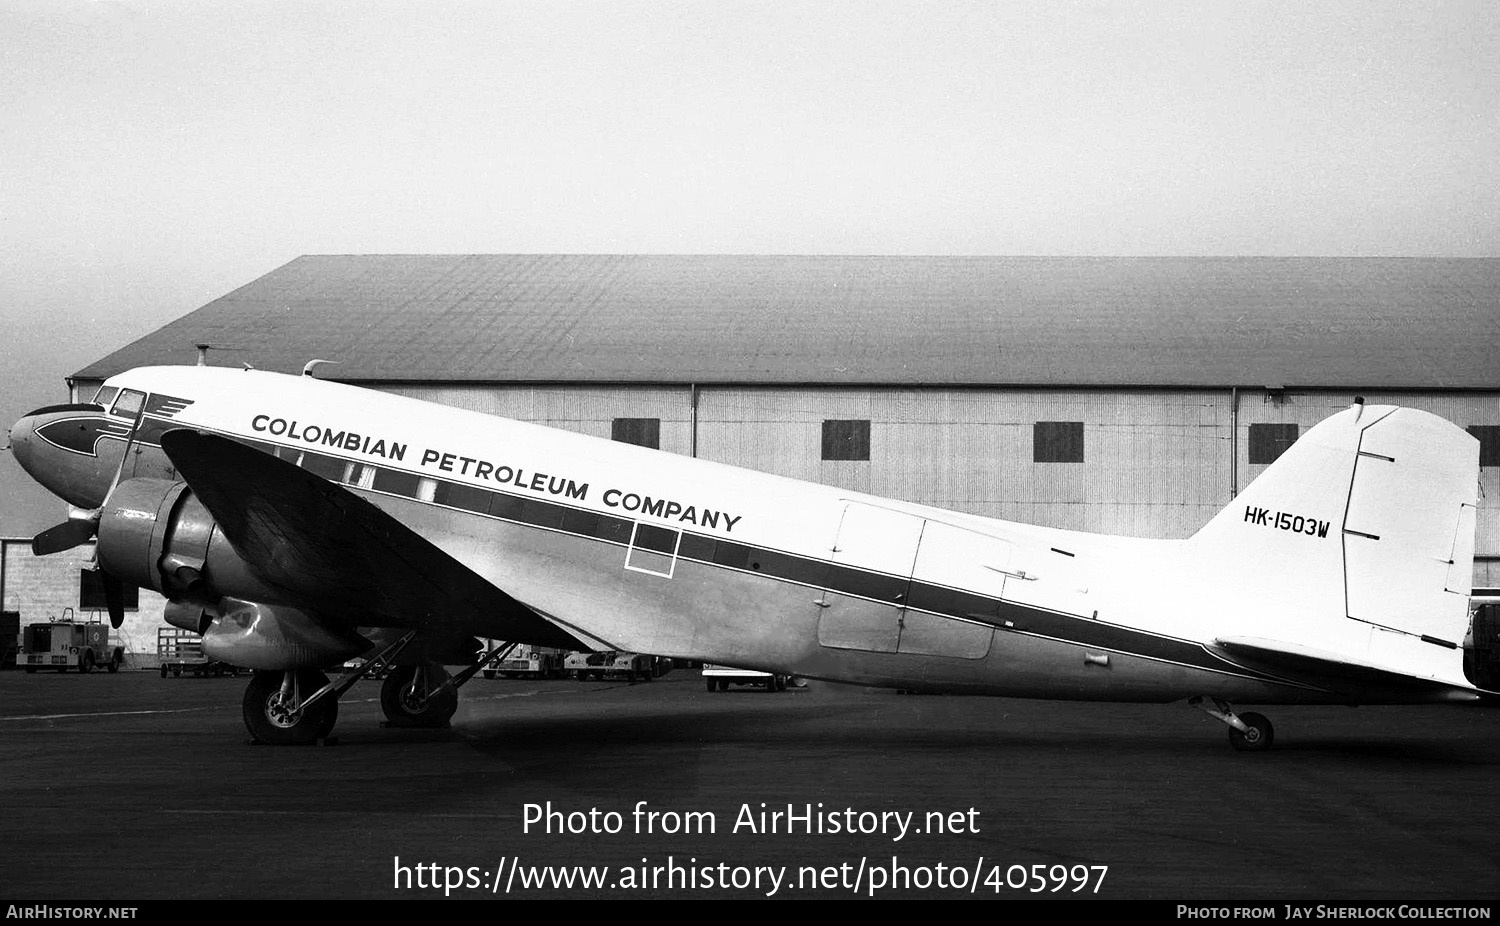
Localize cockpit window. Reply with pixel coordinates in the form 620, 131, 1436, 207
111, 389, 146, 419
92, 385, 119, 408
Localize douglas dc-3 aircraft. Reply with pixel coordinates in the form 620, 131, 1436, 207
8, 366, 1490, 750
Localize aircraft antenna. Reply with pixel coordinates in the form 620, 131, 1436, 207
303, 359, 341, 378
194, 343, 245, 366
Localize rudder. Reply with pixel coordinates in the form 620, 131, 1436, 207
1187, 403, 1479, 684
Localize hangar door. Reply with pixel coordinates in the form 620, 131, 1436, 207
815, 503, 1001, 659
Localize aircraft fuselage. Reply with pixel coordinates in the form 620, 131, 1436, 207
9, 367, 1482, 712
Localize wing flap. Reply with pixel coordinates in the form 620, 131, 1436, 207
159, 429, 585, 650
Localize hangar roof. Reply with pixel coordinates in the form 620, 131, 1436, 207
76, 255, 1500, 389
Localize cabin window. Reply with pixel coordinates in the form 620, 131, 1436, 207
1249, 423, 1299, 465
1033, 421, 1084, 463
371, 468, 421, 497
80, 570, 138, 612
433, 481, 492, 514
626, 522, 681, 577
822, 420, 870, 461
111, 389, 146, 419
299, 451, 348, 482
91, 385, 119, 408
1470, 426, 1500, 467
612, 418, 660, 449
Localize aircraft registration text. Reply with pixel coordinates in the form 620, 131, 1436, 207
1243, 506, 1330, 538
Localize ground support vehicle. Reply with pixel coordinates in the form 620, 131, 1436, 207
1, 612, 17, 670
567, 650, 673, 682
342, 651, 397, 680
481, 643, 566, 679
1464, 592, 1500, 692
702, 663, 788, 692
157, 627, 242, 678
19, 612, 123, 673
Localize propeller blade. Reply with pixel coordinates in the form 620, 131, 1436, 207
100, 400, 148, 504
103, 572, 126, 629
32, 518, 98, 555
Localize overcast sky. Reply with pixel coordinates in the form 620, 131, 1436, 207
2, 0, 1497, 535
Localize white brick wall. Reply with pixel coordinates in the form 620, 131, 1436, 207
2, 539, 168, 668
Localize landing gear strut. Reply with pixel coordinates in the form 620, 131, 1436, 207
237, 634, 517, 742
380, 664, 459, 727
377, 640, 518, 727
239, 630, 420, 744
1190, 696, 1275, 752
243, 669, 339, 745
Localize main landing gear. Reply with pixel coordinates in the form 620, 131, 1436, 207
379, 664, 459, 728
1190, 696, 1275, 752
239, 635, 520, 745
243, 668, 339, 746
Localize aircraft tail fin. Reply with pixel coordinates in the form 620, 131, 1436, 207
1186, 403, 1479, 688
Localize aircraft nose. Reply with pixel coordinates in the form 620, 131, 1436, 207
9, 412, 41, 476
8, 404, 122, 509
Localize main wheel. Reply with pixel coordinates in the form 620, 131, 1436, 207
242, 669, 337, 745
1228, 711, 1274, 752
107, 654, 120, 673
706, 678, 717, 692
380, 664, 457, 727
159, 664, 168, 679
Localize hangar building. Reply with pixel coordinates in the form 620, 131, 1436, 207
15, 255, 1500, 661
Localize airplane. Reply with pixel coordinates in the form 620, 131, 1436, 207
7, 365, 1490, 750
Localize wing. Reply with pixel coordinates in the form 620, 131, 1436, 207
159, 429, 586, 650
1210, 636, 1484, 703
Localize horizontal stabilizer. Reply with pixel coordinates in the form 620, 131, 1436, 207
159, 429, 586, 650
1211, 636, 1482, 703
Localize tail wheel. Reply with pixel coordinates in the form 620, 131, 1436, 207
1228, 712, 1275, 752
380, 664, 457, 727
243, 669, 337, 746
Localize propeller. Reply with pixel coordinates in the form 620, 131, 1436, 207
101, 571, 127, 629
29, 401, 149, 628
32, 516, 99, 556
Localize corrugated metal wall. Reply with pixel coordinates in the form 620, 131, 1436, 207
387, 385, 1497, 563
64, 378, 1500, 581
384, 385, 694, 455
696, 388, 1230, 538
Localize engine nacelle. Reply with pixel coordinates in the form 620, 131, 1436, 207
99, 478, 478, 672
200, 598, 370, 670
95, 478, 282, 605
